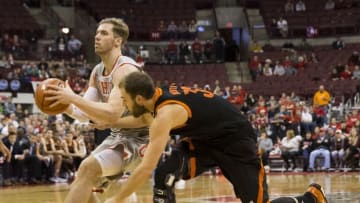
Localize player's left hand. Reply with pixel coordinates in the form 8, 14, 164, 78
45, 80, 76, 107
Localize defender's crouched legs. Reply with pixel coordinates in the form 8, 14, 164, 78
153, 148, 189, 203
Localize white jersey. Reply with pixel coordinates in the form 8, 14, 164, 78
94, 55, 140, 102
92, 56, 148, 169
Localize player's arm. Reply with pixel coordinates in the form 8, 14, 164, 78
92, 112, 153, 130
47, 64, 137, 123
64, 70, 100, 122
105, 104, 188, 203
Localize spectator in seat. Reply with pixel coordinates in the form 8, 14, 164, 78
178, 21, 189, 40
309, 52, 319, 63
167, 20, 178, 40
301, 132, 315, 172
67, 35, 82, 58
263, 59, 273, 76
340, 65, 352, 79
258, 132, 273, 173
301, 106, 315, 135
2, 132, 26, 184
330, 68, 340, 80
157, 20, 167, 40
250, 40, 263, 53
213, 31, 226, 63
270, 18, 279, 37
331, 129, 347, 170
332, 37, 345, 50
188, 19, 197, 40
344, 127, 360, 170
249, 55, 262, 81
348, 51, 359, 66
285, 0, 295, 13
352, 65, 360, 79
277, 17, 289, 38
280, 129, 302, 171
23, 133, 43, 184
178, 41, 191, 64
165, 39, 178, 64
191, 38, 203, 63
325, 0, 335, 10
283, 55, 297, 75
308, 127, 331, 171
203, 40, 213, 62
273, 60, 286, 76
296, 56, 307, 71
295, 0, 306, 11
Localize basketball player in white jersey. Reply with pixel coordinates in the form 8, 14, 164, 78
46, 18, 152, 203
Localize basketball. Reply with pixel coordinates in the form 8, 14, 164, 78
34, 78, 69, 115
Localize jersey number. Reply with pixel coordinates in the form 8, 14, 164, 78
169, 86, 214, 98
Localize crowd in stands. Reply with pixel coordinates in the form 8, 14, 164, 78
0, 98, 95, 186
249, 37, 360, 84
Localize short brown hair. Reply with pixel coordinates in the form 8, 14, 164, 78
99, 18, 129, 44
119, 72, 155, 100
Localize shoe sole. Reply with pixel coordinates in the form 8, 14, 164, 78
308, 183, 328, 203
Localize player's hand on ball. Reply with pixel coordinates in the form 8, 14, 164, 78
45, 80, 75, 107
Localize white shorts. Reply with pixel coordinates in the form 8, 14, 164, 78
92, 128, 148, 177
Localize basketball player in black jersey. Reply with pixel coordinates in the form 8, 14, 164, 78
103, 72, 328, 203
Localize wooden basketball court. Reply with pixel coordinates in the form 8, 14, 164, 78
0, 172, 359, 203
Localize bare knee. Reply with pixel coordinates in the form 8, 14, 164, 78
76, 156, 102, 182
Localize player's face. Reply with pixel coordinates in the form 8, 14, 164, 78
120, 88, 149, 118
94, 23, 118, 55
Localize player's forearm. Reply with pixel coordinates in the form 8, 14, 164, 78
109, 115, 150, 129
114, 165, 153, 201
70, 94, 123, 123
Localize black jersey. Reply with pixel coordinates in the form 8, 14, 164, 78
153, 85, 257, 146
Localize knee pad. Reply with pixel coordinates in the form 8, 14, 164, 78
153, 148, 188, 189
153, 187, 175, 203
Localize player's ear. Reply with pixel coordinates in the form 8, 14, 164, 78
135, 95, 144, 105
115, 37, 122, 48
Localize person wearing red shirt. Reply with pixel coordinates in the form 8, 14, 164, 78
340, 65, 352, 79
191, 38, 203, 63
249, 55, 261, 81
166, 39, 177, 64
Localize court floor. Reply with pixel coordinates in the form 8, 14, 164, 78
0, 172, 359, 203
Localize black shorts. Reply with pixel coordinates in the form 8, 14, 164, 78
180, 138, 269, 203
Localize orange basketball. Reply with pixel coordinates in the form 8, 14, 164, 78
35, 78, 70, 115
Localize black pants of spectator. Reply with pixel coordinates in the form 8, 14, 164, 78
193, 52, 202, 63
261, 150, 271, 166
302, 148, 311, 171
41, 160, 53, 181
282, 151, 298, 170
249, 69, 258, 81
1, 161, 11, 181
24, 155, 42, 182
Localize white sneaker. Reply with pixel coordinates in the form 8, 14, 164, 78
264, 165, 270, 173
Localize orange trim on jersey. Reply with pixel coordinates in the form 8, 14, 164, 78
182, 137, 196, 178
257, 162, 268, 203
155, 100, 192, 118
152, 88, 163, 104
